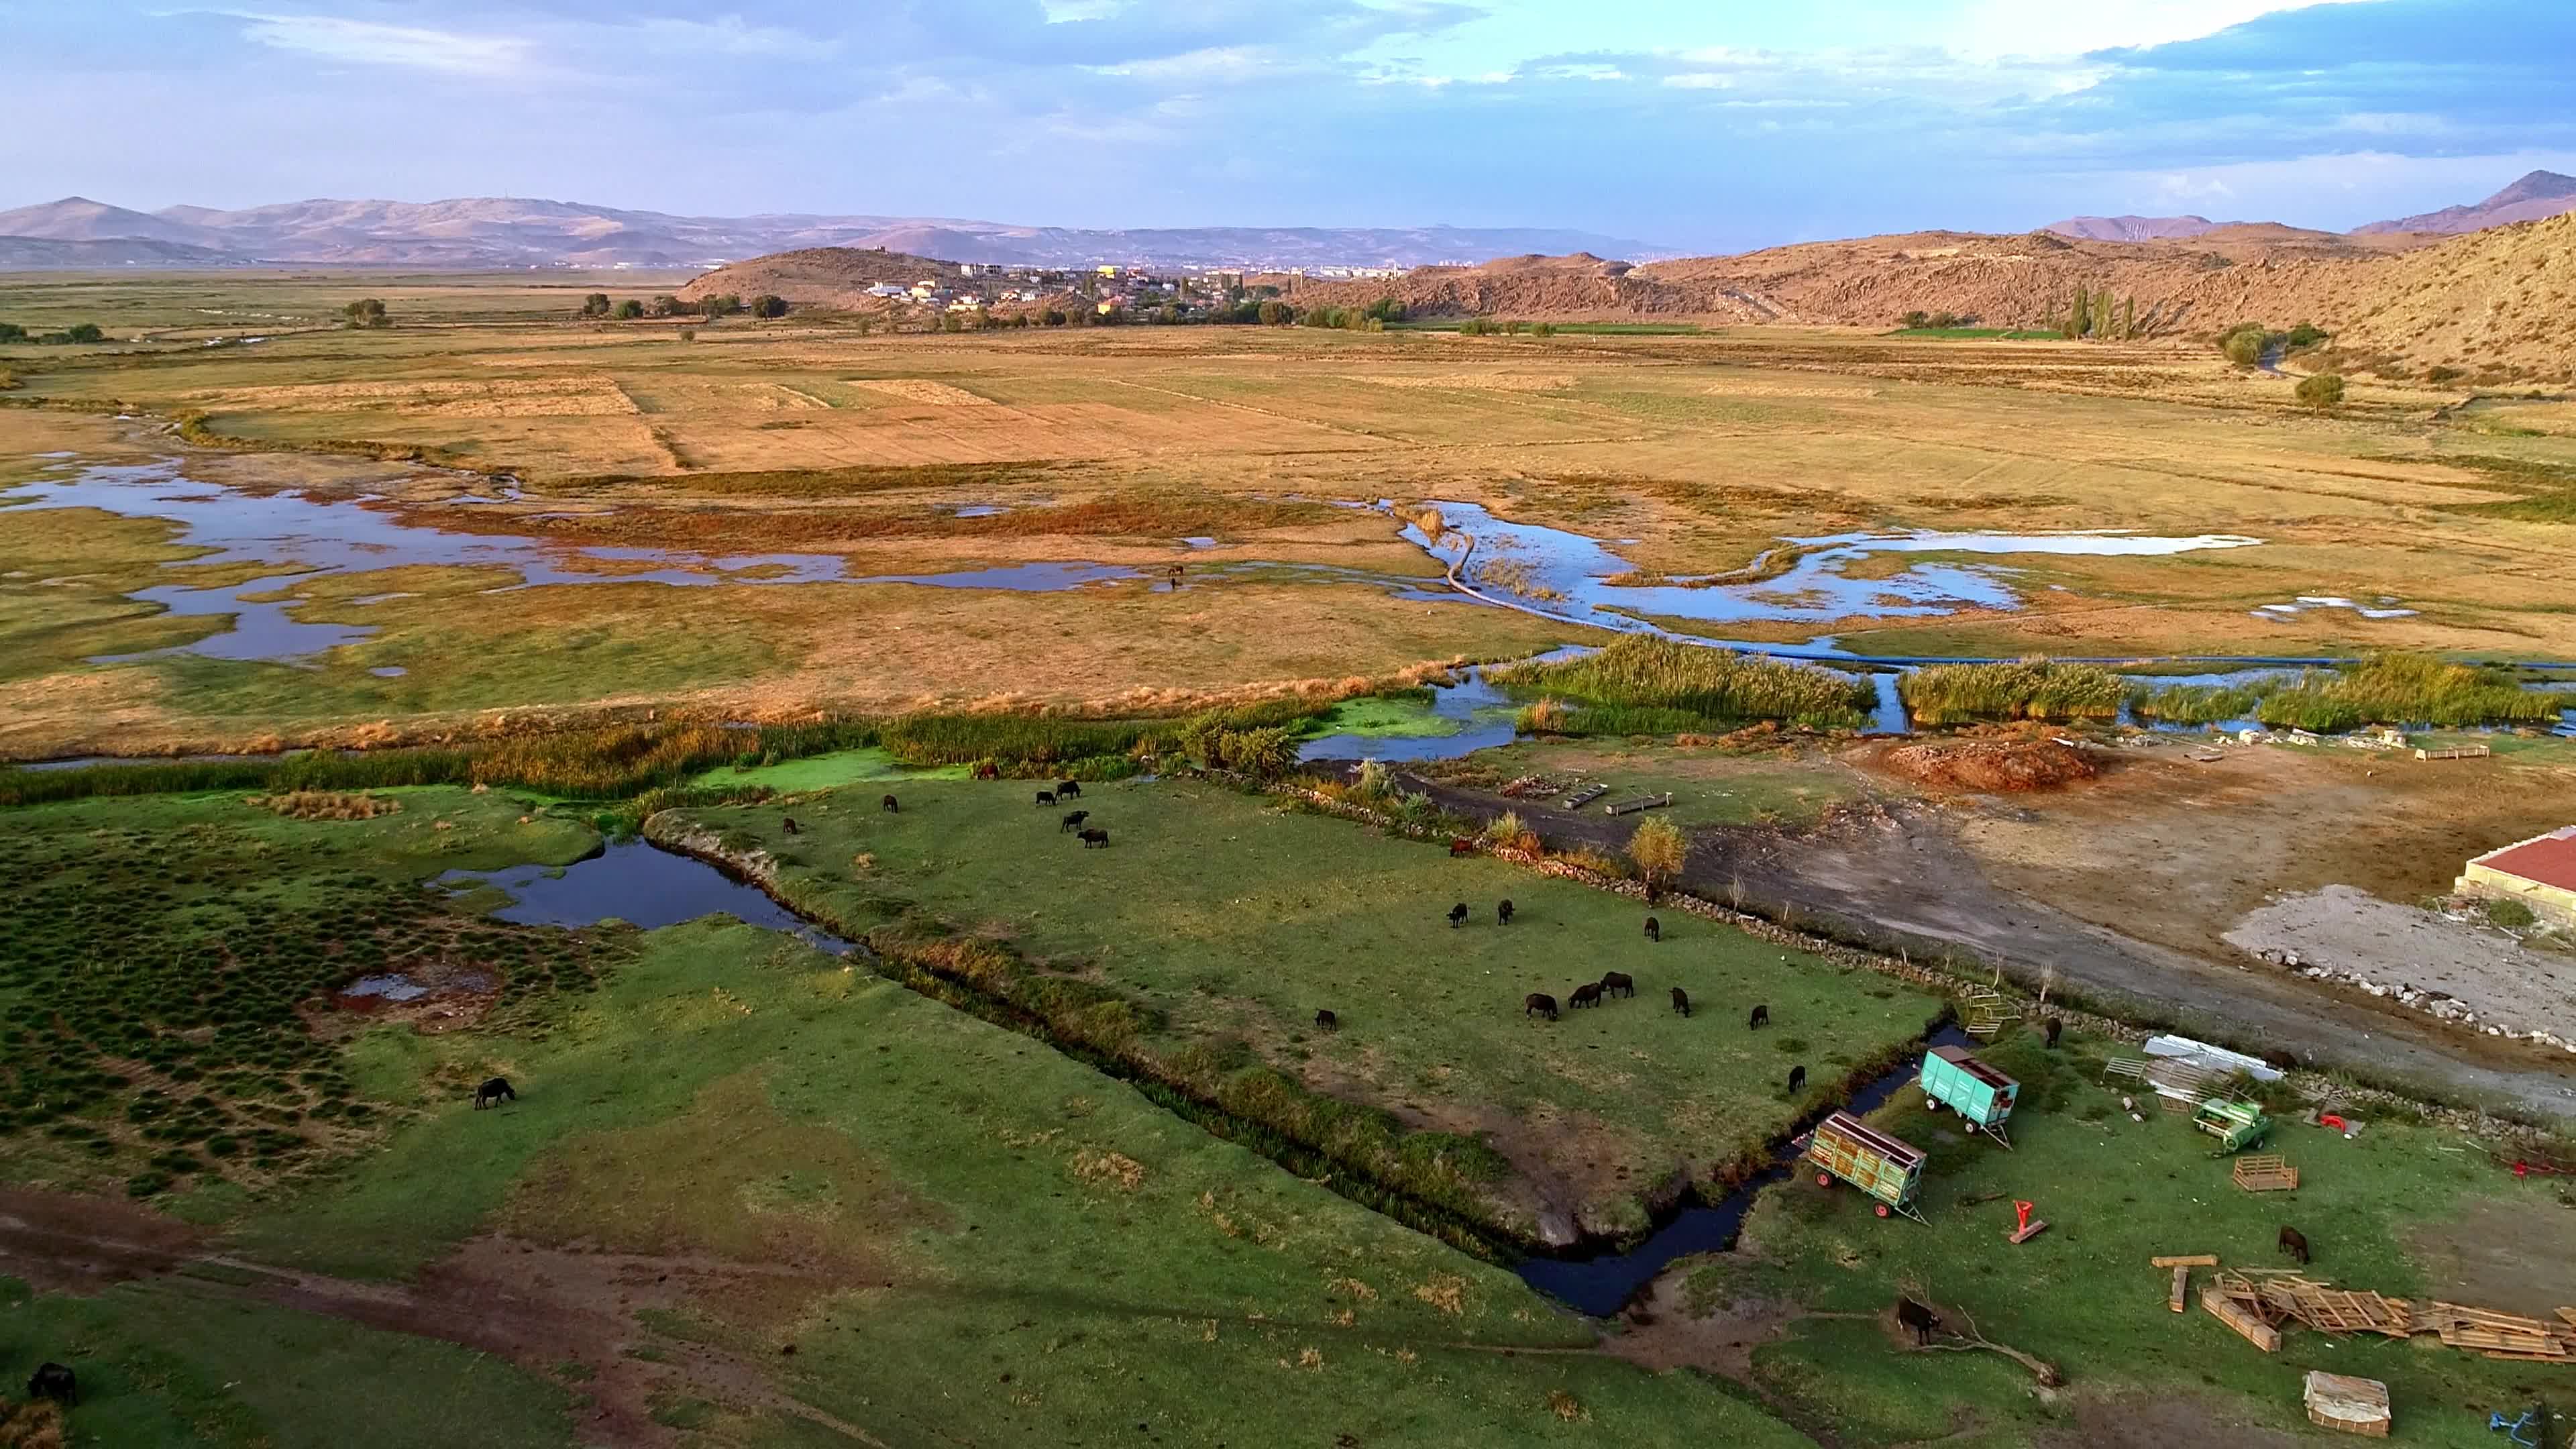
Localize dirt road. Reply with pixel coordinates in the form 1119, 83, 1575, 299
1377, 767, 2576, 1121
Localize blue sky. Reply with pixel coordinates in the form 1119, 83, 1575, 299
5, 0, 2571, 249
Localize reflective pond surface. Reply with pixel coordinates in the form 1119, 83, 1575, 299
439, 840, 859, 957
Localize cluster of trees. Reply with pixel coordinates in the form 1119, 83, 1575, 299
1897, 311, 1977, 329
578, 292, 783, 322
2216, 320, 2329, 366
342, 299, 389, 329
0, 321, 105, 345
2058, 284, 2140, 339
1456, 318, 1554, 336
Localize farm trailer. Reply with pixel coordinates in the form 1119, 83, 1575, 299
1804, 1111, 1929, 1222
1919, 1044, 2019, 1146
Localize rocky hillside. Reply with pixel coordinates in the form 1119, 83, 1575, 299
2355, 170, 2576, 235
675, 248, 961, 309
2045, 215, 2224, 242
1289, 215, 2572, 379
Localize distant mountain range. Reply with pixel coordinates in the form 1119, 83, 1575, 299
0, 195, 1654, 272
2043, 170, 2576, 243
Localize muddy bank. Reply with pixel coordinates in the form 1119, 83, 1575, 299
1383, 768, 2576, 1122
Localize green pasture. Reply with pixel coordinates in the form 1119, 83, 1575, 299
673, 776, 1949, 1237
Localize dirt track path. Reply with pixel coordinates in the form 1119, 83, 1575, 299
1383, 771, 2576, 1122
0, 1187, 885, 1448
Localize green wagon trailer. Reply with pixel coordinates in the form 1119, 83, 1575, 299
1803, 1111, 1929, 1222
1919, 1044, 2020, 1147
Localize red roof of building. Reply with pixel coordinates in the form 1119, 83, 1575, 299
2477, 827, 2576, 892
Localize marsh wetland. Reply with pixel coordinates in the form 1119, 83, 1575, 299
7, 272, 2576, 1447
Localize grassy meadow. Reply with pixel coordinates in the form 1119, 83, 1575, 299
1688, 1026, 2576, 1447
661, 776, 1951, 1241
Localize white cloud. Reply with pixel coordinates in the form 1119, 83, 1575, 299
227, 12, 532, 74
1951, 0, 2380, 61
1662, 72, 1731, 89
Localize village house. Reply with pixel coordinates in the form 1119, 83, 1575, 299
2458, 826, 2576, 928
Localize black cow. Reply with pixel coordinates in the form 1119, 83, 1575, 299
2042, 1015, 2063, 1049
1569, 982, 1604, 1010
1315, 1009, 1338, 1031
782, 816, 802, 835
2279, 1225, 2310, 1265
1060, 810, 1089, 833
1525, 993, 1559, 1020
26, 1362, 74, 1407
1748, 1003, 1770, 1030
1079, 828, 1110, 849
1036, 790, 1057, 807
1671, 986, 1691, 1017
1787, 1065, 1807, 1093
881, 794, 900, 813
1497, 899, 1515, 925
474, 1077, 515, 1110
1896, 1298, 1942, 1346
1446, 902, 1469, 928
1599, 971, 1635, 999
1642, 916, 1661, 943
1057, 780, 1082, 800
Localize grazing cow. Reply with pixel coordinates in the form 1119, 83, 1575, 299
26, 1362, 75, 1407
1060, 810, 1089, 833
1786, 1065, 1807, 1093
1449, 837, 1475, 858
1748, 1003, 1770, 1030
1643, 916, 1661, 943
1570, 982, 1604, 1010
474, 1076, 515, 1110
1497, 899, 1515, 925
1895, 1298, 1942, 1346
1315, 1009, 1338, 1031
1036, 790, 1057, 807
782, 816, 802, 836
881, 794, 900, 814
1447, 902, 1469, 928
1599, 971, 1635, 999
2042, 1015, 2063, 1049
973, 761, 1000, 780
2278, 1225, 2310, 1265
1079, 828, 1110, 849
1525, 993, 1559, 1020
2261, 1048, 2300, 1071
1670, 986, 1691, 1017
1057, 780, 1082, 800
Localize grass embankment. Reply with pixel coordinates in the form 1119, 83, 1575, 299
1687, 1026, 2574, 1446
2133, 653, 2561, 731
1898, 659, 2127, 727
665, 777, 1947, 1241
227, 914, 1813, 1448
1423, 737, 1869, 830
1493, 636, 1873, 735
0, 789, 603, 1202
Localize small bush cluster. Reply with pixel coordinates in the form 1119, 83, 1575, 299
250, 790, 400, 820
1492, 636, 1871, 731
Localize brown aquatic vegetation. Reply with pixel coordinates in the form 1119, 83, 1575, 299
250, 790, 400, 820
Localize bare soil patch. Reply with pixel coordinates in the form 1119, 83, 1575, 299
2401, 1195, 2576, 1319
1878, 739, 2098, 792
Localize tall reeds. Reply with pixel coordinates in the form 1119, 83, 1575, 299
2131, 654, 2558, 732
1897, 659, 2126, 727
1491, 636, 1871, 731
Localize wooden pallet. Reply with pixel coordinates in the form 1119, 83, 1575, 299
2103, 1057, 2148, 1083
1602, 792, 1672, 816
1560, 784, 1609, 809
2204, 1288, 2281, 1351
2233, 1154, 2299, 1192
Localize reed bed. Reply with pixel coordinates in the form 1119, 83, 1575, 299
1491, 636, 1870, 730
1898, 660, 2126, 727
2131, 653, 2559, 732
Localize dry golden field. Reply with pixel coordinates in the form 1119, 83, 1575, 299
2, 270, 2573, 756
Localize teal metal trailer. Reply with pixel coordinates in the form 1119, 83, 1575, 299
1919, 1044, 2020, 1147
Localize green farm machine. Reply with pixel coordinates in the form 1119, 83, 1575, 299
2194, 1097, 2273, 1156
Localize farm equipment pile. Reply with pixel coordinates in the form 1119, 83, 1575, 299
2197, 1267, 2576, 1362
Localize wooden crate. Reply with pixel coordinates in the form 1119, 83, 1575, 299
2233, 1155, 2300, 1192
2302, 1371, 2390, 1437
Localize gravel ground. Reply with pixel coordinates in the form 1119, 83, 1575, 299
2224, 883, 2576, 1049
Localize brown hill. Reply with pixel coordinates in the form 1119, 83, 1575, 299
2045, 215, 2222, 242
676, 247, 961, 309
2355, 170, 2576, 235
1290, 217, 2569, 378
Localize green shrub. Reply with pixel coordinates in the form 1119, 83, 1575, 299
1492, 636, 1869, 729
2296, 372, 2346, 409
1898, 659, 2125, 726
2482, 898, 2538, 930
